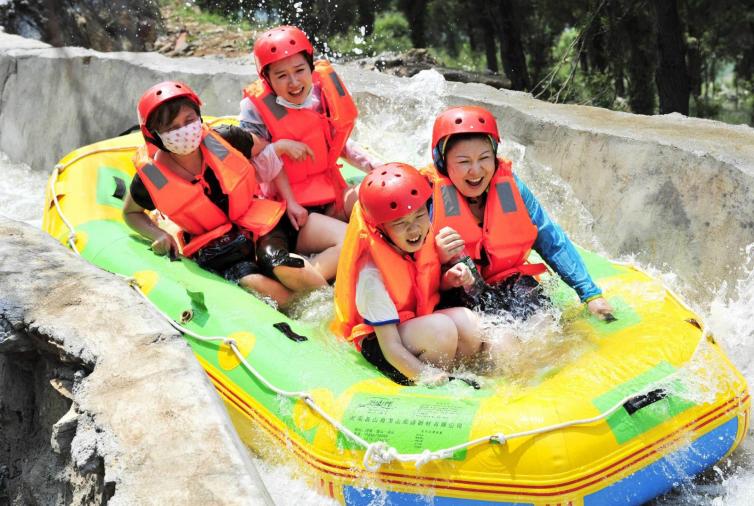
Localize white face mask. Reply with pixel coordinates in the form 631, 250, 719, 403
158, 119, 202, 155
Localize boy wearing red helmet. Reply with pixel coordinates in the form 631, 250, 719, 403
427, 106, 613, 319
124, 81, 328, 307
240, 26, 380, 293
333, 163, 484, 386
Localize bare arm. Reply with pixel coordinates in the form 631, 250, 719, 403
272, 170, 308, 230
342, 139, 381, 173
123, 192, 177, 256
250, 132, 267, 157
373, 324, 427, 381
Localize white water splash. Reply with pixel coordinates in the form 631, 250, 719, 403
0, 152, 48, 227
351, 69, 448, 167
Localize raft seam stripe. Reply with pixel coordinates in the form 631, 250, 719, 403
217, 360, 746, 487
207, 358, 747, 496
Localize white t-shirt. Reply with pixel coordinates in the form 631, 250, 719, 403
355, 258, 400, 326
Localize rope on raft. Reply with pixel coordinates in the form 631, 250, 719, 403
49, 143, 717, 474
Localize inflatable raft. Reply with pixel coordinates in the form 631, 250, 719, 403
43, 120, 750, 505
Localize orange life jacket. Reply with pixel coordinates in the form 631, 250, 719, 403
332, 204, 441, 350
425, 160, 546, 285
135, 125, 285, 257
243, 60, 358, 209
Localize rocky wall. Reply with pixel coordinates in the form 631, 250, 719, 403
0, 216, 272, 504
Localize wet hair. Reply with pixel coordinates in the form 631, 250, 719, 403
146, 97, 200, 133
261, 51, 315, 83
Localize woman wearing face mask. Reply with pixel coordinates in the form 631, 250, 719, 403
123, 80, 311, 308
426, 106, 614, 319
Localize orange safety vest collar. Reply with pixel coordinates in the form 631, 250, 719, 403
332, 204, 441, 349
243, 60, 358, 209
427, 160, 546, 285
135, 126, 285, 257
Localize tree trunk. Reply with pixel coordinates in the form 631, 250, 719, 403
654, 0, 690, 114
623, 3, 656, 114
585, 8, 607, 73
606, 0, 627, 99
496, 0, 530, 91
357, 0, 376, 36
399, 0, 429, 48
477, 1, 498, 72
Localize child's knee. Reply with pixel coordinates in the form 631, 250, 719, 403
429, 314, 459, 353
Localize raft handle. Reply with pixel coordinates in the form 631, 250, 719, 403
685, 318, 702, 330
603, 313, 618, 323
273, 322, 308, 342
112, 176, 127, 200
623, 388, 667, 415
449, 376, 481, 390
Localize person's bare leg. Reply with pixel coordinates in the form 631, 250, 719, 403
295, 213, 346, 282
342, 184, 359, 220
398, 313, 458, 369
437, 307, 484, 362
239, 273, 294, 308
272, 254, 328, 292
324, 184, 360, 222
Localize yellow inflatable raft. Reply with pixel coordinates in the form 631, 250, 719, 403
43, 121, 749, 505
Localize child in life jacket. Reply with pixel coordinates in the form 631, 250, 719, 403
426, 106, 614, 319
240, 26, 381, 292
123, 81, 323, 307
332, 163, 485, 386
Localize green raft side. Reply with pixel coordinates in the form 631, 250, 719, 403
77, 219, 495, 452
77, 218, 703, 456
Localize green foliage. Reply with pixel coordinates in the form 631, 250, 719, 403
166, 0, 754, 125
327, 11, 413, 58
428, 45, 487, 73
371, 10, 413, 53
167, 0, 256, 29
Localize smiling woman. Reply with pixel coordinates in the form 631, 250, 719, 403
425, 105, 614, 319
266, 53, 315, 105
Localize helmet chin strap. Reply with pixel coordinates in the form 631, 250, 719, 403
146, 129, 167, 152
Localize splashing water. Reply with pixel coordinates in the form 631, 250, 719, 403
3, 87, 754, 503
351, 69, 448, 166
0, 152, 48, 227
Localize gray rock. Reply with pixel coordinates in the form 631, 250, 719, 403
0, 216, 273, 503
0, 0, 162, 51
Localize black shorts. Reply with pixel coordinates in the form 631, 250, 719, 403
439, 274, 547, 319
255, 205, 330, 279
193, 229, 261, 284
360, 335, 413, 386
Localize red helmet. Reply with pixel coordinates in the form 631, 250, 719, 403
431, 106, 500, 149
359, 163, 432, 226
137, 81, 202, 144
253, 25, 314, 75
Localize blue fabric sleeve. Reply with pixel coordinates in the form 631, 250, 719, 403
515, 174, 602, 302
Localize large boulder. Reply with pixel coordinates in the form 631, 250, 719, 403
0, 0, 161, 51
